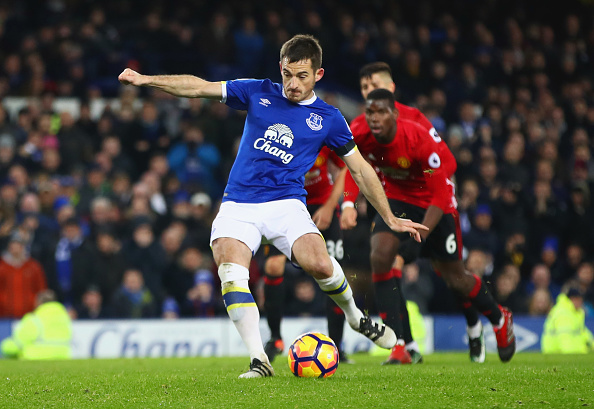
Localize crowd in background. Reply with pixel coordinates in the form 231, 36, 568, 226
0, 0, 594, 321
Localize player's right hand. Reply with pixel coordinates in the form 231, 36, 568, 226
387, 217, 428, 242
118, 68, 144, 86
340, 206, 357, 229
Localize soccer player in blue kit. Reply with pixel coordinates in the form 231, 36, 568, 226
119, 34, 427, 378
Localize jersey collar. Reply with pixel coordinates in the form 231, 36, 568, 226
281, 88, 317, 105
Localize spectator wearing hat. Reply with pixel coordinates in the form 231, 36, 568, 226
161, 296, 180, 319
187, 192, 213, 251
542, 287, 594, 354
165, 246, 221, 317
539, 236, 565, 284
0, 231, 47, 318
463, 203, 498, 256
43, 217, 96, 310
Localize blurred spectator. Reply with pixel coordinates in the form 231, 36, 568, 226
528, 288, 553, 316
286, 276, 326, 317
57, 111, 94, 172
524, 263, 561, 301
167, 125, 221, 197
92, 227, 125, 305
109, 268, 157, 319
187, 192, 213, 251
161, 296, 180, 320
75, 286, 109, 319
542, 287, 593, 354
0, 232, 47, 318
492, 264, 526, 313
0, 134, 17, 179
122, 217, 167, 302
465, 248, 493, 278
165, 247, 221, 317
457, 178, 480, 235
464, 204, 498, 255
44, 217, 95, 310
539, 236, 564, 284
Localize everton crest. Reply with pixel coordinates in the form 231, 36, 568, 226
306, 113, 323, 131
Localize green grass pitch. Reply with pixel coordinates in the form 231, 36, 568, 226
1, 353, 592, 408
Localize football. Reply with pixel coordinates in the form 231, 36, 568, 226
287, 332, 339, 378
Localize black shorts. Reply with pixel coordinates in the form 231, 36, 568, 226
371, 199, 462, 261
264, 204, 344, 261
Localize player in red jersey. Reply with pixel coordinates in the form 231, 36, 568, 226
347, 62, 487, 364
342, 89, 516, 364
351, 62, 457, 178
263, 146, 350, 362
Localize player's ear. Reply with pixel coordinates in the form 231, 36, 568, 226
315, 68, 324, 82
393, 107, 399, 120
390, 82, 396, 94
279, 61, 282, 73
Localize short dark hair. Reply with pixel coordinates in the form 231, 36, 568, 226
359, 62, 392, 79
280, 34, 322, 71
366, 88, 395, 107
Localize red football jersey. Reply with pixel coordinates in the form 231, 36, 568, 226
305, 146, 345, 205
345, 117, 457, 213
350, 101, 457, 177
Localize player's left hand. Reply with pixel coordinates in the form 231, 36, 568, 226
311, 205, 333, 230
398, 238, 424, 264
387, 217, 428, 242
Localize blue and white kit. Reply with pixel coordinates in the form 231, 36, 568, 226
221, 78, 355, 204
211, 78, 356, 257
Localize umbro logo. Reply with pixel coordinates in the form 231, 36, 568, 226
259, 98, 271, 107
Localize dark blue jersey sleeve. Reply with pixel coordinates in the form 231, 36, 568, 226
223, 79, 266, 111
325, 112, 355, 155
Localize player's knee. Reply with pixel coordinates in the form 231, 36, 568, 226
370, 249, 393, 273
304, 257, 334, 280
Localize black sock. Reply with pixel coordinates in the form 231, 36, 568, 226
372, 269, 404, 339
467, 274, 502, 326
326, 297, 345, 350
394, 273, 414, 344
264, 274, 284, 339
458, 297, 480, 327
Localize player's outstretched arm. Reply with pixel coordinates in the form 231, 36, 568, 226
118, 68, 223, 100
342, 149, 428, 241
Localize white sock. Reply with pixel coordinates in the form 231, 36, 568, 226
219, 263, 267, 363
467, 321, 483, 339
405, 341, 420, 353
315, 257, 363, 329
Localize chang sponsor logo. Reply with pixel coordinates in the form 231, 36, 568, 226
254, 123, 295, 164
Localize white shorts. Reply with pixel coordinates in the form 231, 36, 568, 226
210, 199, 321, 259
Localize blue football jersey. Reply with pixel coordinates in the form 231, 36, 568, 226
222, 79, 354, 203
